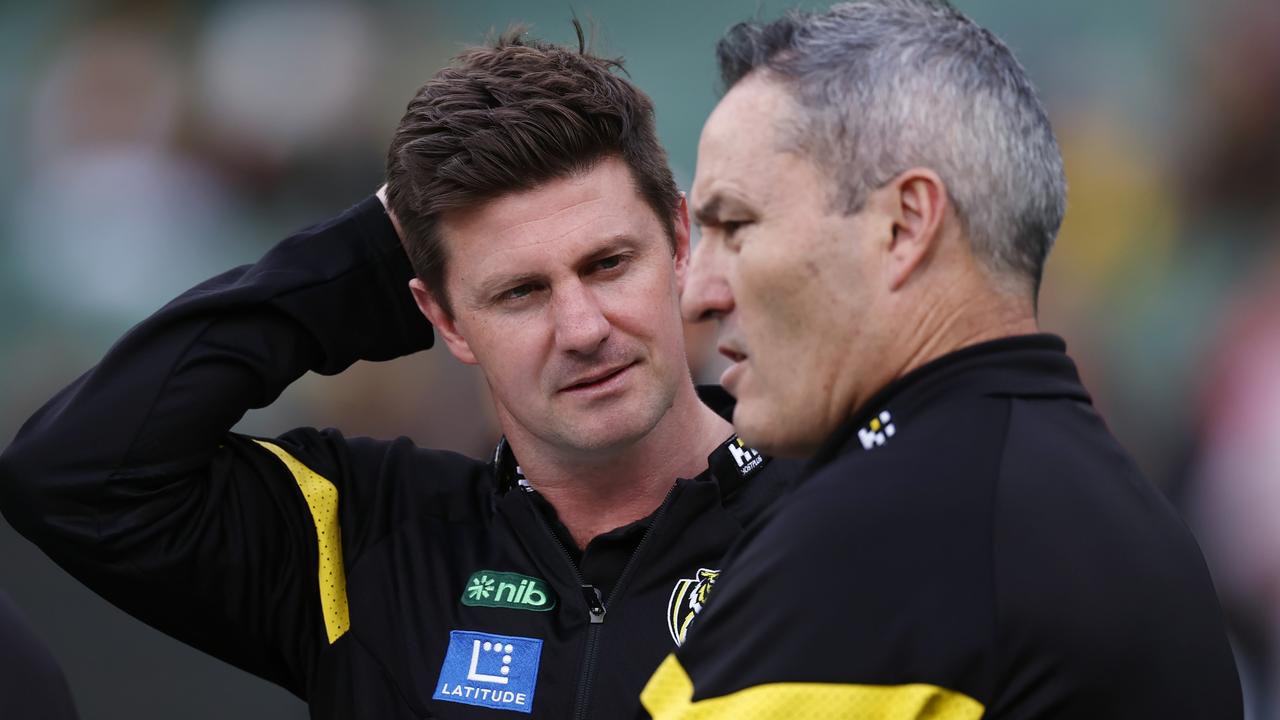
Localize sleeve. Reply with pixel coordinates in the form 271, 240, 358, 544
0, 196, 434, 697
638, 457, 994, 720
0, 592, 79, 720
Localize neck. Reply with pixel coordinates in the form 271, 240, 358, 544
831, 269, 1038, 429
898, 287, 1038, 380
890, 266, 1039, 384
504, 381, 732, 550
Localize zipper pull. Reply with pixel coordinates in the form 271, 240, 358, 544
581, 585, 606, 624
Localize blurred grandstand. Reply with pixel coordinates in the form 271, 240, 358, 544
0, 1, 1275, 717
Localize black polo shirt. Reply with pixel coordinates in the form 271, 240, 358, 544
642, 335, 1241, 719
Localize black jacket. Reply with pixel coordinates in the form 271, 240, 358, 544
0, 197, 798, 719
642, 336, 1242, 719
0, 591, 79, 720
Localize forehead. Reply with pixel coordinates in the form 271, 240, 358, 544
439, 157, 663, 286
693, 76, 812, 211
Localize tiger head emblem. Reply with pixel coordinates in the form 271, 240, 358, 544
666, 567, 720, 646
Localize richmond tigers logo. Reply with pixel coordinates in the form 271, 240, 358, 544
666, 568, 719, 646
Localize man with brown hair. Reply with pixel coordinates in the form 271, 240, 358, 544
0, 28, 796, 719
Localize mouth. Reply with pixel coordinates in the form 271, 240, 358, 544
559, 362, 637, 393
717, 344, 748, 394
718, 345, 747, 364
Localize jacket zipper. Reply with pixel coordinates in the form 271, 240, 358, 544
533, 483, 679, 720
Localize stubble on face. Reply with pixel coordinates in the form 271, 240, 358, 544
438, 158, 690, 459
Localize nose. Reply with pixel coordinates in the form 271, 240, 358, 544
681, 237, 734, 323
552, 280, 611, 355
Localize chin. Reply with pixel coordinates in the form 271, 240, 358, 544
562, 404, 663, 453
732, 407, 780, 455
568, 426, 645, 453
734, 405, 822, 459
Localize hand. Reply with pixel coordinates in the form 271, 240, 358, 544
375, 184, 405, 241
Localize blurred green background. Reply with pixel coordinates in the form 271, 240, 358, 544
2, 0, 1279, 717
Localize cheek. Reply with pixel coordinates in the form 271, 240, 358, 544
734, 248, 815, 340
603, 268, 682, 335
470, 318, 550, 383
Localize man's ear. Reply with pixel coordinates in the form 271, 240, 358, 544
409, 278, 478, 365
884, 168, 948, 292
673, 193, 692, 294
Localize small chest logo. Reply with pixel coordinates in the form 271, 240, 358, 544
462, 571, 556, 611
433, 630, 542, 714
858, 410, 896, 450
727, 437, 764, 476
667, 567, 720, 646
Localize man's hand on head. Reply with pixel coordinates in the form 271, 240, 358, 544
376, 184, 405, 241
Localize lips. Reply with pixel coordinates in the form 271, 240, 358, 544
717, 342, 748, 395
559, 362, 636, 392
718, 345, 747, 363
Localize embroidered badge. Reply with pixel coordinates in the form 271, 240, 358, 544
433, 631, 543, 714
725, 437, 764, 476
858, 410, 896, 450
461, 571, 556, 611
667, 567, 720, 646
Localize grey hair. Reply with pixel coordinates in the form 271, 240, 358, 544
717, 0, 1066, 295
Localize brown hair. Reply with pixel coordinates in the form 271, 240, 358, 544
386, 24, 680, 317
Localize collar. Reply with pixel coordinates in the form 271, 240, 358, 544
490, 385, 769, 495
807, 333, 1089, 473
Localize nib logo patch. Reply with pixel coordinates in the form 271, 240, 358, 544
462, 571, 556, 611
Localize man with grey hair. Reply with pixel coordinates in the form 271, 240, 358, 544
640, 1, 1241, 717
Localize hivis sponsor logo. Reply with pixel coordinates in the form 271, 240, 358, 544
858, 410, 896, 450
667, 567, 719, 646
433, 630, 542, 714
727, 437, 763, 476
461, 571, 556, 611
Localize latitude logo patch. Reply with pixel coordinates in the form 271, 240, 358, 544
667, 567, 720, 646
433, 630, 542, 714
858, 410, 896, 450
462, 571, 556, 611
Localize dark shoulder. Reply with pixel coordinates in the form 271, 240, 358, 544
736, 390, 1016, 621
798, 388, 1012, 527
236, 427, 497, 541
332, 432, 496, 515
680, 396, 1011, 700
991, 395, 1201, 582
986, 396, 1241, 715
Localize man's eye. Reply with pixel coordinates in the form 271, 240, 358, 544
593, 254, 628, 272
499, 284, 536, 302
717, 220, 751, 249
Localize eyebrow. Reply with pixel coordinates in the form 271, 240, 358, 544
473, 271, 544, 305
692, 196, 723, 227
471, 235, 641, 303
574, 236, 639, 268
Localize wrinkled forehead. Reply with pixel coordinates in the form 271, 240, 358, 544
447, 156, 667, 241
438, 158, 666, 288
693, 76, 810, 211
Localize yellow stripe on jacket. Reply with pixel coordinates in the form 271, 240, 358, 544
642, 654, 984, 720
253, 439, 350, 644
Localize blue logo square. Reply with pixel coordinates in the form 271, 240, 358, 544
433, 630, 542, 714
